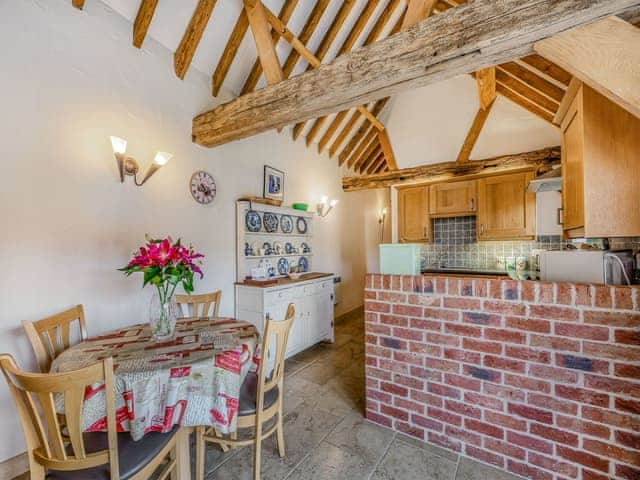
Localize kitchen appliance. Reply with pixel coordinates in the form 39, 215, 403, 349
380, 243, 422, 275
527, 166, 561, 192
539, 250, 634, 285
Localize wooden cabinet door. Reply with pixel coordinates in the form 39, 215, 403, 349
477, 172, 536, 240
398, 186, 430, 243
561, 91, 585, 235
429, 180, 477, 216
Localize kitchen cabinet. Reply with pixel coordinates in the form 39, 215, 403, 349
398, 185, 430, 243
477, 172, 536, 240
558, 83, 640, 238
429, 180, 477, 217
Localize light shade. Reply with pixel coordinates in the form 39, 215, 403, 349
110, 136, 127, 154
154, 152, 173, 166
330, 199, 338, 207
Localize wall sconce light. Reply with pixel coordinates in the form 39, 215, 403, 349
378, 207, 387, 243
317, 195, 338, 218
110, 136, 173, 186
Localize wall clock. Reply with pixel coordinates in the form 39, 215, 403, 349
190, 170, 216, 204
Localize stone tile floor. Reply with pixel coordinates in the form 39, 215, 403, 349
13, 313, 524, 480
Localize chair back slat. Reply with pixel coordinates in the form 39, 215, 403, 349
23, 305, 88, 372
261, 303, 295, 393
0, 354, 118, 478
176, 291, 222, 318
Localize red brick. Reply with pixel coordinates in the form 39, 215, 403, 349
463, 338, 502, 354
556, 354, 610, 374
378, 291, 407, 303
462, 311, 501, 326
483, 355, 526, 373
426, 332, 460, 347
615, 328, 640, 345
393, 373, 423, 390
593, 285, 613, 308
409, 341, 441, 356
556, 283, 574, 306
464, 391, 504, 411
528, 453, 578, 479
583, 438, 637, 466
616, 430, 640, 450
582, 469, 609, 480
445, 373, 481, 392
378, 359, 408, 374
465, 364, 502, 383
530, 423, 579, 446
529, 304, 579, 322
575, 283, 591, 306
614, 287, 634, 310
615, 397, 640, 416
507, 460, 553, 480
392, 327, 423, 341
394, 397, 424, 414
465, 418, 504, 439
428, 406, 462, 426
554, 322, 610, 341
583, 341, 640, 362
444, 399, 481, 419
614, 363, 640, 380
364, 290, 376, 299
505, 374, 551, 394
503, 280, 519, 301
402, 275, 417, 292
483, 300, 526, 315
419, 277, 434, 293
407, 293, 441, 306
380, 404, 409, 421
366, 398, 379, 412
410, 365, 442, 381
411, 413, 443, 432
443, 297, 481, 310
411, 390, 443, 408
484, 410, 527, 431
507, 431, 553, 454
507, 403, 553, 424
556, 415, 611, 439
446, 278, 460, 295
409, 317, 441, 331
424, 357, 460, 373
444, 323, 481, 337
555, 385, 609, 408
427, 382, 461, 400
392, 304, 423, 317
392, 275, 402, 291
366, 323, 391, 336
583, 310, 640, 327
530, 334, 580, 352
366, 410, 392, 427
393, 351, 423, 366
366, 345, 392, 359
584, 374, 640, 397
381, 381, 408, 397
582, 405, 638, 432
615, 464, 640, 480
484, 438, 525, 460
473, 279, 489, 298
366, 356, 377, 367
538, 282, 555, 304
395, 421, 424, 440
484, 383, 525, 402
521, 281, 536, 302
444, 348, 481, 364
365, 300, 391, 313
465, 446, 504, 468
444, 425, 482, 446
489, 279, 504, 299
365, 334, 378, 345
364, 311, 378, 323
380, 336, 407, 350
423, 307, 459, 321
485, 328, 526, 344
528, 393, 578, 415
380, 314, 408, 327
506, 316, 551, 333
428, 431, 462, 452
505, 345, 551, 364
367, 388, 392, 404
529, 364, 579, 384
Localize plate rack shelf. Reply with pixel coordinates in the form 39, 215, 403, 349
236, 200, 314, 282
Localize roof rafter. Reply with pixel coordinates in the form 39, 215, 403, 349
174, 0, 218, 80
133, 0, 159, 48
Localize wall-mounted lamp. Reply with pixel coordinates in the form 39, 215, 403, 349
110, 136, 173, 186
378, 207, 387, 243
317, 195, 338, 218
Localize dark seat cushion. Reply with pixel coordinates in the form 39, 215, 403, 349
46, 426, 178, 480
238, 373, 279, 416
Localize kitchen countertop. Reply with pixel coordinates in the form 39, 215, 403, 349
235, 272, 333, 288
421, 267, 509, 277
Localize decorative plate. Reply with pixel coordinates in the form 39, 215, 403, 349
296, 217, 308, 234
301, 242, 311, 254
277, 257, 289, 275
262, 242, 272, 255
264, 212, 279, 233
280, 215, 293, 233
246, 210, 262, 232
285, 242, 294, 254
298, 256, 309, 273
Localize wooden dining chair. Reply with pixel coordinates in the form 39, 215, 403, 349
195, 303, 295, 480
0, 353, 190, 480
22, 305, 88, 373
175, 290, 222, 317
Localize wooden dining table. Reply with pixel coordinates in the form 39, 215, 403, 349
50, 317, 260, 441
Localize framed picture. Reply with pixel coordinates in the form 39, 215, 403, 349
263, 165, 285, 202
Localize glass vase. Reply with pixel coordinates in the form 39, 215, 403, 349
149, 289, 179, 341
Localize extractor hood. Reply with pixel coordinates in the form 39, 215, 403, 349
528, 166, 561, 192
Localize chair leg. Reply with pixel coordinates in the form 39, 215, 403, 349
253, 421, 263, 480
28, 460, 46, 480
176, 427, 192, 480
214, 428, 230, 453
196, 426, 206, 480
276, 411, 286, 458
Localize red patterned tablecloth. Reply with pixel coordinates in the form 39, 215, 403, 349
50, 317, 260, 441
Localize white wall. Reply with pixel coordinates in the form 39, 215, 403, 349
0, 0, 382, 463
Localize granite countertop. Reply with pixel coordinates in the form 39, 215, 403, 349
421, 267, 509, 277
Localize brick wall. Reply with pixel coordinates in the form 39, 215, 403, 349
364, 274, 640, 480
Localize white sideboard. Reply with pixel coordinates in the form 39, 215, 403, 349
235, 274, 334, 358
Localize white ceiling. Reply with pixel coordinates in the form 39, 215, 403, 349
101, 0, 560, 168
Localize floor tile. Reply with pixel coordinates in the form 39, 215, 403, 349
325, 411, 396, 464
455, 457, 523, 480
371, 438, 458, 480
286, 440, 376, 480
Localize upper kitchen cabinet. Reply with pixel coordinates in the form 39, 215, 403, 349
558, 83, 640, 238
477, 172, 536, 240
398, 185, 430, 243
429, 180, 477, 217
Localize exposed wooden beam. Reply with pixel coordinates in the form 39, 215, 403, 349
338, 99, 389, 164
456, 99, 496, 162
519, 55, 572, 87
72, 0, 85, 9
496, 69, 559, 114
498, 62, 565, 103
174, 0, 218, 80
241, 0, 330, 95
329, 109, 362, 158
193, 0, 635, 148
244, 0, 283, 86
318, 110, 348, 154
553, 77, 583, 125
402, 0, 437, 28
346, 128, 378, 169
360, 146, 383, 174
476, 67, 496, 110
367, 152, 387, 174
211, 11, 249, 96
496, 83, 555, 124
343, 147, 561, 191
133, 0, 159, 48
378, 129, 398, 170
354, 139, 381, 172
534, 17, 640, 119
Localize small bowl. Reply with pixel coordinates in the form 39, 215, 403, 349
288, 272, 303, 280
292, 203, 308, 211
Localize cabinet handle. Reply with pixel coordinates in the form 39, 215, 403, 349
480, 224, 485, 235
423, 226, 427, 239
557, 207, 563, 225
470, 198, 475, 211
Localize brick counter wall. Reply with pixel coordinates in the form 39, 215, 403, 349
364, 274, 639, 480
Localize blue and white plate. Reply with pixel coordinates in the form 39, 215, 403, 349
263, 212, 279, 233
277, 257, 289, 275
280, 215, 293, 233
296, 217, 308, 234
245, 210, 262, 232
285, 242, 294, 254
298, 256, 309, 272
301, 242, 311, 254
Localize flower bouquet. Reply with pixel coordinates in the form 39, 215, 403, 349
120, 236, 204, 341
